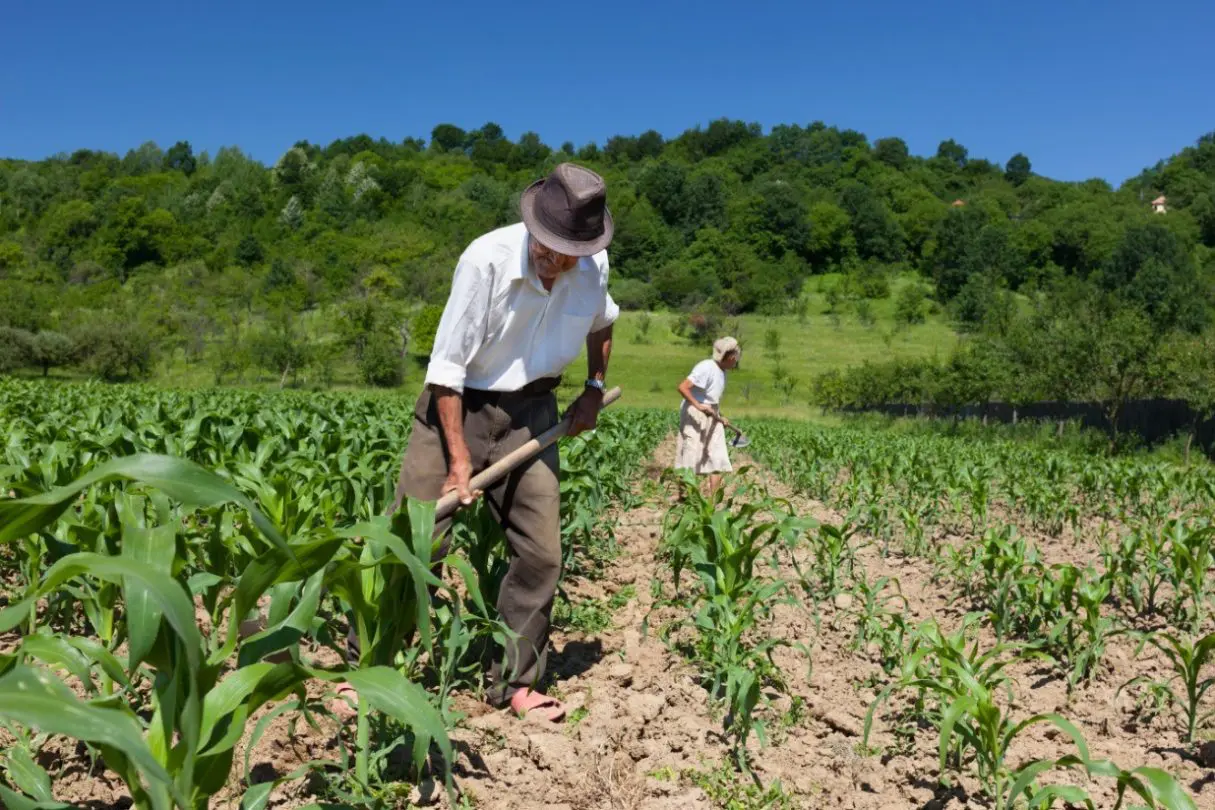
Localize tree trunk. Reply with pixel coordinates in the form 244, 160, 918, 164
1012, 407, 1018, 426
280, 363, 291, 389
1185, 430, 1194, 466
1056, 419, 1065, 439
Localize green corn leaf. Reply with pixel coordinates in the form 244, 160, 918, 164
17, 632, 96, 687
2, 746, 57, 804
313, 667, 451, 779
1005, 759, 1060, 806
1127, 766, 1198, 810
121, 521, 176, 671
0, 453, 287, 552
1006, 713, 1091, 764
0, 666, 176, 808
237, 571, 324, 667
210, 535, 344, 667
240, 782, 276, 810
199, 662, 310, 757
0, 553, 202, 673
0, 784, 73, 810
198, 663, 277, 753
64, 636, 132, 690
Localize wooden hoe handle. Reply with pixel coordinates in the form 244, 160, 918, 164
434, 386, 623, 521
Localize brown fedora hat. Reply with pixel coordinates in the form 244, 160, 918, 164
520, 162, 614, 257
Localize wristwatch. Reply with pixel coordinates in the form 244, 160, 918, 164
585, 378, 605, 392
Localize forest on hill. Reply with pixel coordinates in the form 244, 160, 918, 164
1, 120, 1214, 437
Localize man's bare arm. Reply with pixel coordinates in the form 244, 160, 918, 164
569, 325, 612, 436
431, 385, 477, 503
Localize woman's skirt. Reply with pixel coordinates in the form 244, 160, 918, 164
674, 401, 732, 474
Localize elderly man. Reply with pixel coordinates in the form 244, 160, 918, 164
364, 163, 617, 721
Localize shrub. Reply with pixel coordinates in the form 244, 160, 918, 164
29, 330, 77, 376
0, 327, 34, 373
610, 278, 658, 311
360, 331, 404, 387
672, 309, 723, 346
894, 283, 928, 325
75, 321, 156, 381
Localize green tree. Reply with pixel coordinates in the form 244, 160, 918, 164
99, 197, 161, 280
431, 124, 468, 153
0, 327, 34, 374
236, 234, 264, 267
930, 206, 1015, 300
28, 330, 77, 376
1004, 153, 1031, 185
248, 312, 312, 387
359, 330, 404, 387
840, 182, 903, 262
164, 140, 197, 175
1085, 306, 1165, 452
935, 139, 968, 169
75, 319, 156, 381
1161, 332, 1215, 463
874, 137, 910, 169
1103, 222, 1205, 332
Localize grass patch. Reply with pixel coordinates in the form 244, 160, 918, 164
685, 761, 798, 810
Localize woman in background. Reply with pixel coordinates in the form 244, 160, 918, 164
674, 336, 740, 494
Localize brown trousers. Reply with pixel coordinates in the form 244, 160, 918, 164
352, 380, 562, 706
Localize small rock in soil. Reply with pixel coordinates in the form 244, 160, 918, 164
607, 662, 634, 683
834, 593, 855, 610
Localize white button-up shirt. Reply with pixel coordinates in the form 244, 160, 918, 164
424, 222, 620, 394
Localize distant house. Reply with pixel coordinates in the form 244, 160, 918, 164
1151, 195, 1168, 214
951, 199, 966, 207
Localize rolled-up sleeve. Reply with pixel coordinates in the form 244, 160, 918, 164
424, 258, 490, 394
591, 253, 620, 332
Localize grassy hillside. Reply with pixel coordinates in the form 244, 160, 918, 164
567, 275, 957, 415
134, 272, 957, 418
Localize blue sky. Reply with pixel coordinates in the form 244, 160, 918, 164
3, 0, 1212, 183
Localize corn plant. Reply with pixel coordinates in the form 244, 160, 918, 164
790, 520, 862, 599
1101, 523, 1170, 617
657, 468, 812, 770
867, 622, 1195, 810
1165, 520, 1215, 632
1036, 565, 1120, 689
844, 573, 909, 676
1121, 631, 1215, 744
0, 454, 454, 808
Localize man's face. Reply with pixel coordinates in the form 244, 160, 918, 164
722, 351, 740, 370
529, 236, 579, 281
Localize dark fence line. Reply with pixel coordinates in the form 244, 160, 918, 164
842, 398, 1214, 450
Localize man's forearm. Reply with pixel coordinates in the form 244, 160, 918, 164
586, 325, 613, 382
431, 385, 470, 464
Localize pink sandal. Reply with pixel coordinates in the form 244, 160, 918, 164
510, 688, 566, 722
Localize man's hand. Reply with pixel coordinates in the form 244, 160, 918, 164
697, 402, 716, 418
442, 454, 481, 506
567, 387, 605, 437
